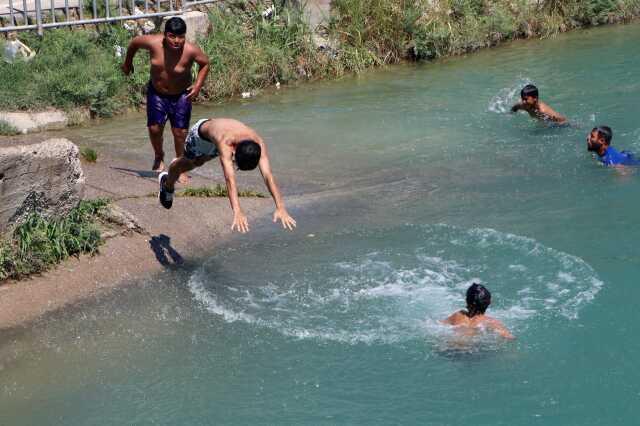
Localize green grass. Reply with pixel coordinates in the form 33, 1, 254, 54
198, 5, 325, 101
328, 0, 640, 68
179, 185, 267, 198
0, 120, 20, 136
80, 146, 98, 163
0, 199, 109, 281
0, 26, 146, 117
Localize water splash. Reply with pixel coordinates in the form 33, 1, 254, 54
188, 224, 602, 345
488, 77, 533, 113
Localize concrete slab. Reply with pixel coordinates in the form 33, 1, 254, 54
0, 110, 69, 134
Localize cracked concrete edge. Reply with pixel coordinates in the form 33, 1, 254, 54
0, 109, 90, 134
98, 204, 148, 239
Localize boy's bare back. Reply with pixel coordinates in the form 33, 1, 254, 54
443, 310, 514, 339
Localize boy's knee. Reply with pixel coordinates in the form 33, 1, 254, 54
172, 127, 188, 138
193, 156, 212, 167
148, 123, 164, 132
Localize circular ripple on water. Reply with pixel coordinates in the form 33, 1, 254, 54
188, 224, 602, 344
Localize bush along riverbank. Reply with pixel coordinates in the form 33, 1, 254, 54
0, 0, 639, 118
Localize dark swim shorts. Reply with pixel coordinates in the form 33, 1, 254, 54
146, 82, 192, 129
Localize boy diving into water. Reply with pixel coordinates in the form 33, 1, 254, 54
511, 84, 567, 124
158, 118, 297, 233
442, 283, 514, 340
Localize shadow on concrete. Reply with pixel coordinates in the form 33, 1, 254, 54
149, 234, 184, 267
111, 166, 158, 179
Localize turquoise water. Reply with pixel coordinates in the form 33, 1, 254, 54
3, 23, 640, 424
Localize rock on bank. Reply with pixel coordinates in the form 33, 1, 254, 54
0, 138, 84, 233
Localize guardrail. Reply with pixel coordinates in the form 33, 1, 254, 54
0, 0, 214, 34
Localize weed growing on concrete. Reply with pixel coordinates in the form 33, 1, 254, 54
179, 185, 267, 198
0, 199, 109, 281
80, 147, 98, 163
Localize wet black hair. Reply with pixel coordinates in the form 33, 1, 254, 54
466, 283, 491, 317
520, 84, 539, 99
592, 126, 613, 145
165, 17, 187, 35
235, 140, 261, 171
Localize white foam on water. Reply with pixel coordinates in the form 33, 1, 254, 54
188, 224, 603, 345
488, 77, 533, 114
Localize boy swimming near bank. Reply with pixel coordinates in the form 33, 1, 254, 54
158, 118, 297, 233
442, 283, 514, 340
587, 125, 640, 167
511, 84, 567, 124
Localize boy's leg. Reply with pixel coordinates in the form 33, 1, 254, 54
170, 126, 190, 184
147, 83, 169, 172
165, 156, 198, 192
148, 124, 166, 172
169, 92, 192, 184
159, 155, 212, 209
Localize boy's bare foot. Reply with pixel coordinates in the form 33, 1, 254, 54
152, 155, 165, 172
178, 172, 191, 185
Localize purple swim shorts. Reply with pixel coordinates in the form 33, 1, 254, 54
146, 82, 192, 129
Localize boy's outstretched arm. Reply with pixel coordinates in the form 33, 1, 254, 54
257, 143, 296, 230
510, 102, 522, 113
220, 152, 249, 233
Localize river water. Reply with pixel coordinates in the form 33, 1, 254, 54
2, 23, 640, 425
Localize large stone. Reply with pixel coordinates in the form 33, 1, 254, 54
0, 110, 69, 134
303, 0, 331, 33
0, 138, 85, 233
161, 11, 210, 43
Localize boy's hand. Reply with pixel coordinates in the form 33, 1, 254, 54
121, 62, 133, 76
231, 212, 250, 233
273, 208, 296, 231
186, 84, 202, 101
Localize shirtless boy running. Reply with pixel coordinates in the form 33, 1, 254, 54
442, 283, 514, 340
158, 118, 297, 233
122, 17, 210, 183
511, 84, 567, 124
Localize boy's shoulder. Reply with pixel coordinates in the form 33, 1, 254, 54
445, 310, 468, 324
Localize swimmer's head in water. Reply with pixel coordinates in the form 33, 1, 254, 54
587, 126, 612, 152
466, 283, 491, 317
520, 84, 539, 105
164, 17, 187, 50
235, 140, 262, 171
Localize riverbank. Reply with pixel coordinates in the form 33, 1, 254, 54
0, 134, 272, 330
1, 0, 639, 126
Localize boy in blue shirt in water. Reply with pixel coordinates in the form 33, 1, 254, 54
587, 126, 640, 167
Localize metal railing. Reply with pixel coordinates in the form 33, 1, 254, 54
0, 0, 214, 34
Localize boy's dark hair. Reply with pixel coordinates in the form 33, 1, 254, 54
235, 140, 261, 171
466, 283, 491, 316
521, 84, 539, 99
593, 126, 613, 145
165, 17, 187, 35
